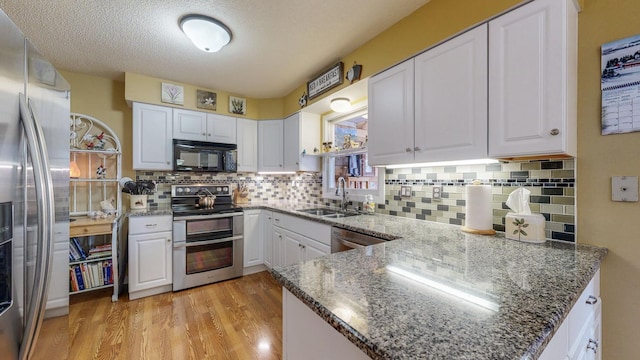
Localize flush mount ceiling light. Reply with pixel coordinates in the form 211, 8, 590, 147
180, 14, 232, 53
330, 98, 351, 113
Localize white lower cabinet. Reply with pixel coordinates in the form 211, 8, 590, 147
128, 215, 173, 300
272, 225, 284, 267
262, 211, 331, 268
281, 228, 330, 267
273, 212, 331, 267
243, 210, 263, 268
539, 270, 601, 360
262, 210, 273, 267
283, 289, 370, 360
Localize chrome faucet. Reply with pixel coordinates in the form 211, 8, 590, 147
336, 176, 348, 211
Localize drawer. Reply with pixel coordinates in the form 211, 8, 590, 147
70, 223, 112, 237
272, 212, 331, 245
568, 270, 601, 355
129, 215, 173, 235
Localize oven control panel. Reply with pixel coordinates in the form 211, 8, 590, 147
171, 184, 232, 198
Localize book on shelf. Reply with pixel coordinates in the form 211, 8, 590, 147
87, 251, 111, 259
71, 237, 88, 258
69, 259, 113, 292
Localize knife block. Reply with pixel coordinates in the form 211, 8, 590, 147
233, 191, 249, 204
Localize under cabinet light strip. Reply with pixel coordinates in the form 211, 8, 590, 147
385, 158, 499, 169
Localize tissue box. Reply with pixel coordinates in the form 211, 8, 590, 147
505, 213, 546, 243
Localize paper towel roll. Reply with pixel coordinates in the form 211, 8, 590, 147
465, 184, 492, 231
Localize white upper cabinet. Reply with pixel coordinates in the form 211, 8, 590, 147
284, 112, 321, 172
132, 102, 173, 170
369, 25, 487, 166
237, 118, 258, 172
368, 59, 415, 166
173, 109, 237, 144
488, 0, 577, 158
173, 108, 207, 141
258, 119, 285, 171
414, 24, 488, 162
206, 113, 237, 144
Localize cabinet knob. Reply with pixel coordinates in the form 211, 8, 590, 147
550, 128, 560, 136
405, 147, 412, 153
167, 238, 171, 243
587, 339, 599, 353
586, 295, 598, 305
202, 132, 206, 136
166, 161, 170, 165
296, 162, 299, 165
414, 147, 421, 152
279, 164, 283, 167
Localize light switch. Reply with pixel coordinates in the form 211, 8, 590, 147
612, 176, 638, 202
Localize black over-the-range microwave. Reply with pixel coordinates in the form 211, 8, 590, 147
173, 139, 237, 172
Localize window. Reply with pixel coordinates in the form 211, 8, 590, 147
322, 103, 385, 203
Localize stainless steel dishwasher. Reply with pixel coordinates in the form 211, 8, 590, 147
331, 227, 387, 253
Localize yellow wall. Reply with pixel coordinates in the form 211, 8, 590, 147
61, 0, 640, 357
124, 72, 284, 119
577, 1, 640, 358
282, 0, 524, 115
59, 71, 134, 180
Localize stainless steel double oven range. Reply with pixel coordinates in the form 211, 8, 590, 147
171, 184, 243, 291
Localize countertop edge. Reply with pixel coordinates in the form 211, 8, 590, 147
269, 267, 389, 360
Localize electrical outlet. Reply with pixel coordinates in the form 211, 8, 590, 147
432, 185, 442, 201
612, 176, 638, 202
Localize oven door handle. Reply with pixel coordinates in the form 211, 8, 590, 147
173, 235, 243, 248
333, 237, 365, 249
173, 212, 244, 221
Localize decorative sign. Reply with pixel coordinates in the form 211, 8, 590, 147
307, 62, 344, 99
601, 34, 640, 135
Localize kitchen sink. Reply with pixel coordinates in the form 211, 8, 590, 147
296, 208, 338, 216
296, 208, 359, 218
323, 212, 359, 218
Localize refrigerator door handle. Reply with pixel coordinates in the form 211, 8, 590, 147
18, 94, 55, 360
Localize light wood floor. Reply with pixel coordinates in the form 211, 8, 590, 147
32, 271, 283, 360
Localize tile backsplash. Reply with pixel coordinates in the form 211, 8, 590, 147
137, 158, 575, 242
380, 159, 575, 242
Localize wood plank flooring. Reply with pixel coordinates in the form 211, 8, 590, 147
32, 271, 283, 360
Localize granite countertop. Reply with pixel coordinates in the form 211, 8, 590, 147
125, 204, 173, 217
254, 201, 607, 360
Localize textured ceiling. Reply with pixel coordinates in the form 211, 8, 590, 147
0, 0, 429, 99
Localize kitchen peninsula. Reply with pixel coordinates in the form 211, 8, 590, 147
261, 205, 606, 359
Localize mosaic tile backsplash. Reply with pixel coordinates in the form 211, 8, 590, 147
137, 158, 575, 242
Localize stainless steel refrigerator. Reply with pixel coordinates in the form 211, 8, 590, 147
0, 7, 71, 360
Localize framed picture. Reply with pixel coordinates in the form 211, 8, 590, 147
361, 154, 375, 176
161, 82, 184, 105
229, 96, 246, 115
197, 90, 217, 110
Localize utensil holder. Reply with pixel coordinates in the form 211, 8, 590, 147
130, 195, 147, 210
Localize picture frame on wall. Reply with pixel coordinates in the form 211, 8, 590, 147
197, 90, 217, 110
229, 96, 246, 115
161, 82, 184, 105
